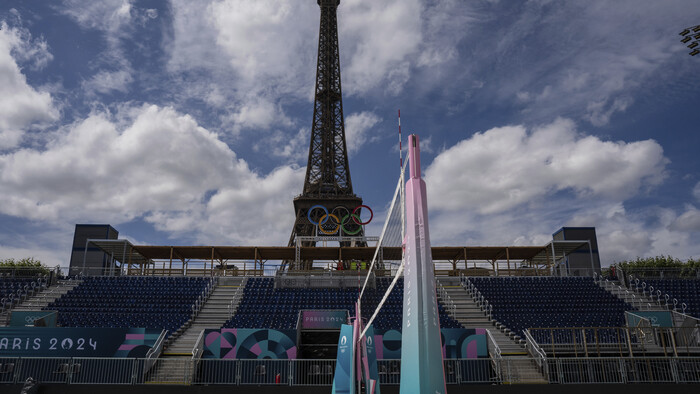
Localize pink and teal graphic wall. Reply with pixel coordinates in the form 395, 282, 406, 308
202, 328, 297, 359
374, 328, 487, 360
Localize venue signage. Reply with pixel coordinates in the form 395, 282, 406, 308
0, 327, 163, 358
9, 310, 58, 327
301, 310, 348, 329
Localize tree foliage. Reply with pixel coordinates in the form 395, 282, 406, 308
0, 257, 49, 276
615, 255, 700, 278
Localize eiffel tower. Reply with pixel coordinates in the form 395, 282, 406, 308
288, 0, 365, 269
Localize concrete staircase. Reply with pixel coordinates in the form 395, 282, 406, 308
144, 358, 193, 385
146, 277, 246, 384
164, 277, 246, 355
1, 279, 82, 326
437, 277, 525, 354
597, 279, 667, 311
437, 277, 547, 384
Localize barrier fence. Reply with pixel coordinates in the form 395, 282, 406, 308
528, 326, 700, 357
0, 357, 699, 385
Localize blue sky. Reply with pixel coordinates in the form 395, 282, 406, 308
1, 0, 700, 267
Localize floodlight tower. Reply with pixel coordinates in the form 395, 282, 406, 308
679, 25, 700, 56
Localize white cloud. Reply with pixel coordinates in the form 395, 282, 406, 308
142, 164, 304, 246
61, 0, 134, 34
60, 0, 159, 97
425, 118, 667, 214
0, 105, 230, 221
0, 104, 304, 245
585, 96, 632, 127
339, 0, 422, 95
433, 1, 695, 127
229, 98, 293, 135
208, 0, 316, 92
0, 244, 66, 268
345, 111, 380, 155
193, 165, 304, 245
0, 22, 58, 149
82, 69, 134, 95
163, 0, 475, 137
168, 0, 317, 96
693, 181, 700, 201
670, 206, 700, 232
419, 118, 692, 265
256, 127, 309, 163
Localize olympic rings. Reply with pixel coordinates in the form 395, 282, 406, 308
307, 205, 329, 225
307, 205, 373, 235
318, 213, 341, 235
341, 214, 363, 235
352, 205, 373, 225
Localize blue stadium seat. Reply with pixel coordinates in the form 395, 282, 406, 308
222, 277, 462, 330
45, 276, 212, 338
644, 279, 700, 318
468, 276, 633, 342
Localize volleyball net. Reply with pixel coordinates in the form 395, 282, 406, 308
357, 159, 407, 338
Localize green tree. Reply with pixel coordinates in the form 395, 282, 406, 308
0, 257, 50, 276
615, 256, 700, 278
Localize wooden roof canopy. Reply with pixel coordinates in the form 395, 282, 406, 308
87, 239, 589, 267
123, 244, 551, 263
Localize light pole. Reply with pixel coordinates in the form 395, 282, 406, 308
680, 25, 700, 56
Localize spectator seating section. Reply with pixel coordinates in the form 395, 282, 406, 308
1, 277, 35, 300
46, 276, 211, 337
224, 277, 462, 330
468, 277, 632, 342
644, 279, 700, 318
0, 275, 47, 312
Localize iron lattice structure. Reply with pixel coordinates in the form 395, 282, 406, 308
289, 0, 365, 269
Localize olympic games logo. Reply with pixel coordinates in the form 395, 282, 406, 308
307, 205, 373, 235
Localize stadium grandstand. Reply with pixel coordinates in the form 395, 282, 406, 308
1, 1, 698, 391
1, 174, 699, 392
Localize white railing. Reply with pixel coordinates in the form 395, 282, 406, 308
625, 274, 687, 312
485, 329, 503, 382
228, 278, 247, 319
143, 330, 167, 373
192, 330, 206, 360
459, 274, 492, 319
485, 329, 502, 360
523, 330, 547, 365
3, 357, 700, 385
0, 275, 55, 314
436, 280, 457, 318
596, 276, 655, 310
191, 277, 216, 321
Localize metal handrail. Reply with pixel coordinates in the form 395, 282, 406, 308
192, 329, 206, 360
459, 275, 493, 319
523, 329, 548, 369
228, 277, 247, 319
191, 277, 216, 320
485, 329, 502, 359
11, 278, 81, 310
599, 278, 654, 310
228, 287, 242, 319
485, 328, 503, 382
144, 329, 168, 373
629, 275, 678, 310
1, 356, 700, 385
436, 281, 456, 318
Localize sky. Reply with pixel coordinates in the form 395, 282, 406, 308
1, 0, 700, 268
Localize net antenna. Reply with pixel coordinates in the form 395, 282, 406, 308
357, 126, 407, 339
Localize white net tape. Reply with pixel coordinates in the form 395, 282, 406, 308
358, 160, 407, 338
